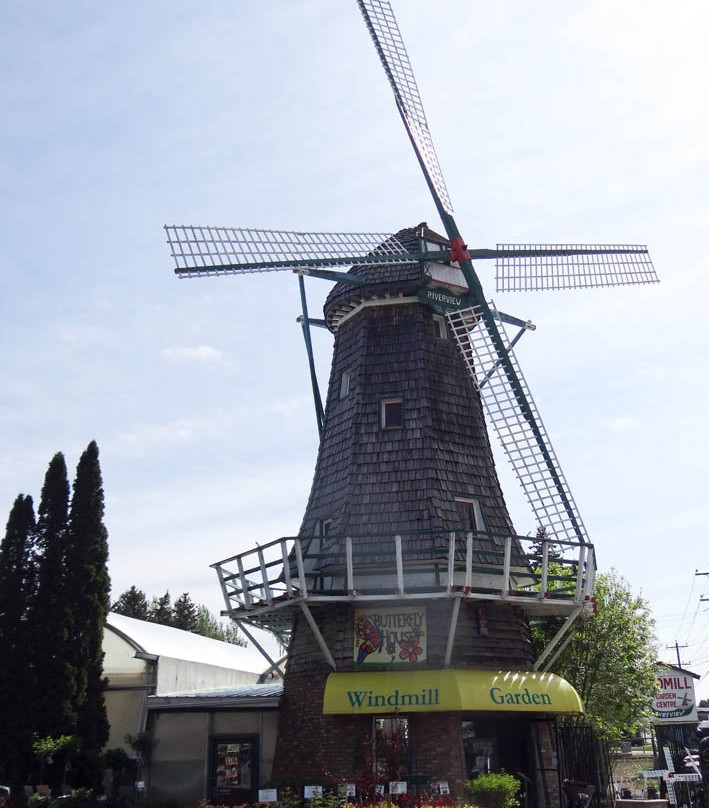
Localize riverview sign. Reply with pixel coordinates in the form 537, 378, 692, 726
323, 669, 584, 715
652, 665, 699, 723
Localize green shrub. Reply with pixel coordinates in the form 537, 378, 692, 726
464, 771, 521, 808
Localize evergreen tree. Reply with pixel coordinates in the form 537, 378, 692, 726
529, 525, 562, 560
29, 453, 76, 740
0, 495, 37, 787
149, 590, 173, 625
173, 592, 198, 632
64, 441, 111, 788
113, 585, 245, 645
111, 585, 149, 620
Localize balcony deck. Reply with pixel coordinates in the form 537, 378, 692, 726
212, 530, 596, 644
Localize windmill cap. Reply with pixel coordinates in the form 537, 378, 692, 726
324, 223, 450, 330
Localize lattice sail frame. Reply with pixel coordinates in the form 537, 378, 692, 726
447, 304, 588, 544
495, 243, 658, 292
165, 226, 409, 276
357, 0, 453, 216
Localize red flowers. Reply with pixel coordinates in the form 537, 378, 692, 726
398, 634, 423, 662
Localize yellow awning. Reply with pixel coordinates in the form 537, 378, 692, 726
323, 669, 583, 715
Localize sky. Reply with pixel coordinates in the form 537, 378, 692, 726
2, 1, 709, 697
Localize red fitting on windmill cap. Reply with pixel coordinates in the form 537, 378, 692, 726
449, 236, 470, 263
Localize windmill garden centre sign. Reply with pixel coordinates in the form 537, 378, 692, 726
652, 665, 698, 723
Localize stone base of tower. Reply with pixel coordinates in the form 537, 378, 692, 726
270, 599, 560, 801
272, 668, 468, 796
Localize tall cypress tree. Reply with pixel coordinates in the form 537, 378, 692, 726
0, 494, 37, 787
64, 441, 110, 788
30, 453, 77, 740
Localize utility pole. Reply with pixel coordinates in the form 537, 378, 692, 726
666, 641, 688, 668
698, 571, 709, 605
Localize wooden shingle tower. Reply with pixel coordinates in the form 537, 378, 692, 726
164, 0, 658, 802
270, 223, 540, 787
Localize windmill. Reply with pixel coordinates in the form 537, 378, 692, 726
163, 0, 657, 798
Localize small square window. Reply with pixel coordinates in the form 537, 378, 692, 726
455, 497, 484, 531
340, 369, 352, 399
381, 398, 404, 429
432, 315, 447, 339
316, 518, 332, 536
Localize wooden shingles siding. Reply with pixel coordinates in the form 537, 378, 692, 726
301, 297, 521, 565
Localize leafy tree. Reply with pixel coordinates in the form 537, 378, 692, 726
32, 734, 77, 790
111, 585, 149, 620
64, 441, 111, 788
173, 592, 199, 632
196, 603, 245, 646
29, 453, 76, 741
149, 590, 173, 625
0, 494, 37, 787
537, 569, 658, 742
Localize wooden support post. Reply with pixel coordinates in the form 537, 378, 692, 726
395, 534, 404, 596
299, 602, 337, 669
281, 539, 293, 596
574, 544, 586, 601
447, 532, 455, 592
236, 555, 252, 606
257, 545, 272, 604
294, 539, 307, 598
540, 540, 549, 598
346, 536, 354, 595
444, 597, 461, 667
502, 536, 512, 596
465, 532, 473, 593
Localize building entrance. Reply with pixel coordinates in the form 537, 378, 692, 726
462, 717, 534, 805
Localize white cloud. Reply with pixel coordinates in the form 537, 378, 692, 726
114, 416, 224, 450
160, 345, 224, 364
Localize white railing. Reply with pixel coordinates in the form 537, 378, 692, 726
212, 531, 595, 618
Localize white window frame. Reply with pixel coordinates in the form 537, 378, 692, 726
454, 496, 485, 531
432, 314, 448, 339
381, 397, 404, 429
340, 369, 352, 399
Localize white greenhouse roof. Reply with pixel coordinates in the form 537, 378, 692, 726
147, 682, 283, 710
106, 612, 270, 674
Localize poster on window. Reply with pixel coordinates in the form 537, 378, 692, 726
213, 739, 255, 802
353, 606, 426, 665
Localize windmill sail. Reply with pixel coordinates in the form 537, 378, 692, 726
494, 243, 658, 292
356, 0, 453, 217
164, 225, 411, 276
447, 304, 588, 544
